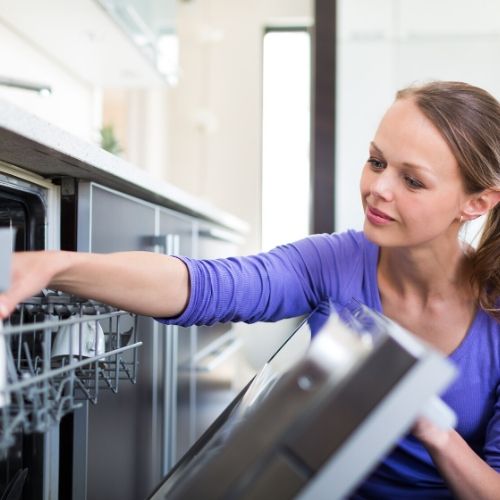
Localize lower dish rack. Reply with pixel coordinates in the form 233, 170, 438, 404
0, 292, 142, 452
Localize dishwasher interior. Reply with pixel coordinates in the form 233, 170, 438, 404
0, 167, 144, 499
0, 285, 142, 499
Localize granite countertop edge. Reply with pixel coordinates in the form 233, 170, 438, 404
0, 99, 249, 235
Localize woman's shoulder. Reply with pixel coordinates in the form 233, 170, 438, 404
451, 308, 500, 367
301, 230, 377, 267
284, 229, 374, 256
270, 230, 378, 300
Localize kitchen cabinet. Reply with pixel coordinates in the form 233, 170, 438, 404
191, 223, 247, 444
0, 0, 174, 86
97, 0, 178, 82
76, 184, 237, 499
157, 208, 196, 468
77, 182, 159, 500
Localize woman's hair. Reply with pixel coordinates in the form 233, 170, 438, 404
396, 81, 500, 320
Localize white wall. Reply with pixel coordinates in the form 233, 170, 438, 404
0, 18, 98, 142
336, 0, 500, 234
167, 0, 312, 255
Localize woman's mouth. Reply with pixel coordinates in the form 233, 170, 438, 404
366, 206, 395, 226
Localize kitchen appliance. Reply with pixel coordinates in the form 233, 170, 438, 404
0, 292, 141, 499
0, 166, 57, 499
0, 168, 142, 500
148, 303, 457, 500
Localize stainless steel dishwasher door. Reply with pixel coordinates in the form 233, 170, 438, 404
147, 306, 457, 500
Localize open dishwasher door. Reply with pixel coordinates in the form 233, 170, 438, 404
147, 302, 457, 500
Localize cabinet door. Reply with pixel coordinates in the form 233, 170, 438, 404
77, 183, 160, 500
158, 208, 195, 469
193, 223, 244, 442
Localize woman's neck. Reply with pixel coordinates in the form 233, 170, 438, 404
378, 238, 472, 305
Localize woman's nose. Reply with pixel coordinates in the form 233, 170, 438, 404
370, 171, 395, 201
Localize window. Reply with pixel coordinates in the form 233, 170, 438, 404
261, 28, 311, 251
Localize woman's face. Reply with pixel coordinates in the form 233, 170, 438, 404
360, 97, 469, 249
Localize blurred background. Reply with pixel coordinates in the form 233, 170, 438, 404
1, 2, 500, 498
1, 0, 499, 253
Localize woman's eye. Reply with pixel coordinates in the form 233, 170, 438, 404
367, 157, 385, 170
404, 175, 424, 189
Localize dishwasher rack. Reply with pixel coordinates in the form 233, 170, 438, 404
0, 292, 142, 452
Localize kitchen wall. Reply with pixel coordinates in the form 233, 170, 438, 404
165, 0, 312, 254
0, 17, 98, 142
335, 0, 500, 242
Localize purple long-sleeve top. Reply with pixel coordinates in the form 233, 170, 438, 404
158, 230, 500, 498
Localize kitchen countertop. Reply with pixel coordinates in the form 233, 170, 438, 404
0, 98, 249, 234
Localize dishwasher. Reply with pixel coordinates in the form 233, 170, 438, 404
0, 179, 142, 500
148, 301, 457, 500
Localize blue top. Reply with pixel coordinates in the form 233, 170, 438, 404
159, 230, 500, 498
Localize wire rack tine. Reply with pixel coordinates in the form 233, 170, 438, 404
0, 293, 142, 451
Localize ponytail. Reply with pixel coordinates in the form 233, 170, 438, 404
471, 204, 500, 320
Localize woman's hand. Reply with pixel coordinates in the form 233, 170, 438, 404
412, 416, 500, 499
0, 251, 66, 319
411, 415, 451, 452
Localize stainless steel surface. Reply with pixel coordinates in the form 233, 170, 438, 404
189, 221, 245, 450
78, 183, 199, 499
149, 306, 456, 500
162, 234, 179, 476
192, 333, 241, 373
158, 208, 197, 467
79, 182, 158, 500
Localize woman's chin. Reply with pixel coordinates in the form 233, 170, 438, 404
363, 221, 397, 247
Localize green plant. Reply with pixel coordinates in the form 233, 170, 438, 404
100, 125, 123, 155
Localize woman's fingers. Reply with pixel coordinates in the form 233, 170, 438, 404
0, 252, 54, 319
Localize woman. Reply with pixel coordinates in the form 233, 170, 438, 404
1, 81, 499, 498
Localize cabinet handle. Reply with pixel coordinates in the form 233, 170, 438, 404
142, 234, 179, 254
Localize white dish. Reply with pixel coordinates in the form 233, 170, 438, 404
52, 316, 105, 359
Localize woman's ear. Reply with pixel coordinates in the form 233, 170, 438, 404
460, 189, 500, 222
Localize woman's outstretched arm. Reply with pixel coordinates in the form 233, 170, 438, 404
0, 250, 189, 319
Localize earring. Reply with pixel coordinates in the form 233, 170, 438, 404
459, 215, 465, 223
